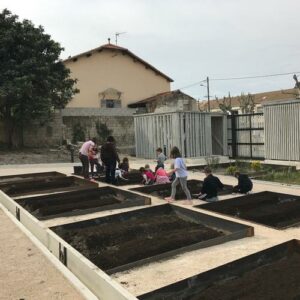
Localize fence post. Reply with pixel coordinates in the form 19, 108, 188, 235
231, 114, 237, 158
249, 114, 253, 159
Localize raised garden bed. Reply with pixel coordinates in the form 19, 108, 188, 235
97, 171, 142, 186
254, 169, 300, 185
51, 204, 253, 274
130, 179, 233, 200
196, 191, 300, 229
0, 176, 97, 198
0, 171, 66, 184
189, 161, 297, 180
15, 186, 151, 220
74, 166, 142, 186
139, 239, 300, 300
73, 166, 104, 176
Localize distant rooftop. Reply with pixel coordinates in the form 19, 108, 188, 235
200, 88, 299, 110
128, 89, 195, 108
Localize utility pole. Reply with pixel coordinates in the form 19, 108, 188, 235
207, 76, 210, 112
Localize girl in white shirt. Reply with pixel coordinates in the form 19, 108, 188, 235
165, 146, 192, 205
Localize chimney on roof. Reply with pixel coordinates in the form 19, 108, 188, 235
108, 38, 111, 44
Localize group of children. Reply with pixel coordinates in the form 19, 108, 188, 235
140, 146, 253, 205
80, 139, 253, 203
79, 136, 130, 182
139, 147, 171, 185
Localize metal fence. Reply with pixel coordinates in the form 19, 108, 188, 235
134, 112, 227, 158
264, 100, 300, 161
227, 113, 264, 159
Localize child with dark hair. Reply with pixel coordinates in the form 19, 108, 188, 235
155, 147, 166, 171
119, 157, 129, 174
140, 167, 155, 185
196, 167, 224, 202
114, 157, 130, 182
165, 146, 192, 204
233, 171, 253, 194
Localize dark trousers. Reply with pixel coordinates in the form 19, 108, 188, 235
105, 161, 117, 184
155, 163, 164, 172
233, 185, 252, 194
79, 153, 89, 179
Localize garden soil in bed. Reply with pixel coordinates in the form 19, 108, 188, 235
131, 179, 233, 200
16, 187, 151, 220
97, 171, 142, 186
0, 176, 97, 197
139, 239, 300, 300
51, 205, 226, 272
197, 191, 300, 229
0, 171, 66, 184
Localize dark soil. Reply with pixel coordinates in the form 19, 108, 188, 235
16, 187, 150, 219
0, 172, 66, 183
199, 191, 300, 229
97, 171, 143, 186
190, 253, 300, 300
52, 207, 224, 272
131, 180, 233, 200
139, 240, 300, 300
0, 176, 96, 197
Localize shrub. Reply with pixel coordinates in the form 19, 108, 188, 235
251, 161, 261, 172
95, 121, 112, 144
226, 165, 238, 175
205, 156, 220, 170
72, 123, 85, 144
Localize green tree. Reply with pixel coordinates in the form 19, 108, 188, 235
95, 121, 112, 144
0, 9, 78, 147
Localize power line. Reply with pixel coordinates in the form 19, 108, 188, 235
178, 71, 300, 90
211, 71, 300, 81
177, 79, 206, 90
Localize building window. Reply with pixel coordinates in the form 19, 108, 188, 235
106, 100, 115, 108
101, 99, 121, 108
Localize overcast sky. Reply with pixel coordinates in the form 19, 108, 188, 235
2, 0, 300, 100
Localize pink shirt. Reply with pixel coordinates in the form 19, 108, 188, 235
144, 170, 155, 181
79, 141, 95, 156
156, 168, 168, 177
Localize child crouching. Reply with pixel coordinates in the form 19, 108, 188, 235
140, 167, 155, 185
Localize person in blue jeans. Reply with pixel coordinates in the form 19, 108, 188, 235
100, 136, 120, 184
165, 146, 192, 205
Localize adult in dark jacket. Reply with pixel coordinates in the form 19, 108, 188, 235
198, 167, 224, 202
100, 136, 120, 184
233, 172, 253, 194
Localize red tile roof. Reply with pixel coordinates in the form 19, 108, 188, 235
199, 88, 299, 110
63, 43, 173, 82
128, 89, 195, 108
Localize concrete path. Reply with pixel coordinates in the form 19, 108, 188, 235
0, 208, 84, 300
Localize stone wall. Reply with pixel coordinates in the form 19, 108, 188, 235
22, 112, 65, 147
3, 108, 136, 153
63, 115, 135, 153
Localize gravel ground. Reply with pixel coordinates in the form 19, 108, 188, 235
0, 148, 73, 165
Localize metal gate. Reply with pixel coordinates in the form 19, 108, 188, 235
227, 113, 264, 159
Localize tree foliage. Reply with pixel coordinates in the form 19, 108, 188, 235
0, 9, 78, 147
